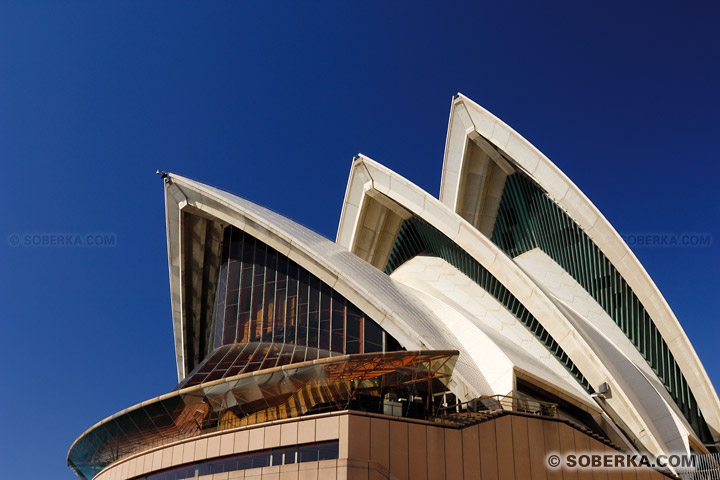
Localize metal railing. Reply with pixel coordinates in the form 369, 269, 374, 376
434, 394, 558, 426
679, 452, 720, 480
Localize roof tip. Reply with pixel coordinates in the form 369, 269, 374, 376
355, 153, 374, 163
156, 170, 172, 184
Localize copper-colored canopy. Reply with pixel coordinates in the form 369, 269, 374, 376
68, 349, 458, 480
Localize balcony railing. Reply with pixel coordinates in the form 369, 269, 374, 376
434, 394, 558, 427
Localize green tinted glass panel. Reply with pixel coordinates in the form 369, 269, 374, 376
491, 172, 710, 442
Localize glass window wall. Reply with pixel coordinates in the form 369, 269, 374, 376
212, 226, 400, 356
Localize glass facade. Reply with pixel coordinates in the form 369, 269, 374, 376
176, 342, 340, 389
385, 216, 593, 394
491, 172, 711, 441
211, 226, 401, 355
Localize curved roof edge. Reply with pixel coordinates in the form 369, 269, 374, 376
514, 248, 701, 440
335, 155, 686, 456
440, 93, 720, 440
391, 255, 594, 410
163, 173, 480, 400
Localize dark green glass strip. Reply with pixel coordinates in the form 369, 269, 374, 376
490, 172, 710, 442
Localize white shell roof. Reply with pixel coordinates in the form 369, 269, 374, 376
158, 94, 720, 459
334, 153, 699, 457
164, 173, 487, 400
392, 255, 592, 404
441, 93, 720, 440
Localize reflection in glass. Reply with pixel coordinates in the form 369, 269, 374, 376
176, 342, 339, 389
212, 226, 401, 356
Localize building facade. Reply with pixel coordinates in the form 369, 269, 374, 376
68, 94, 720, 480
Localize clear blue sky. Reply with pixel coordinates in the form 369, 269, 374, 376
1, 2, 718, 478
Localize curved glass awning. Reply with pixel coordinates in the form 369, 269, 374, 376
175, 342, 341, 390
68, 349, 458, 480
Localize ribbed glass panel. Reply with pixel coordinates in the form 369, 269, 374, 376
385, 216, 593, 394
491, 172, 710, 441
175, 342, 340, 390
212, 226, 402, 357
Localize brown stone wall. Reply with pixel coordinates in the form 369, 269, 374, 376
95, 413, 346, 480
93, 411, 673, 480
344, 412, 673, 480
